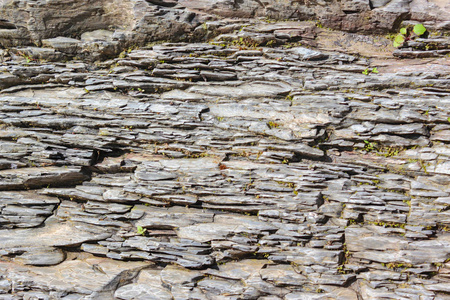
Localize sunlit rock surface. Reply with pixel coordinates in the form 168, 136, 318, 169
0, 1, 449, 299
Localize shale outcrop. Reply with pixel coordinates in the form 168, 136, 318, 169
0, 0, 449, 299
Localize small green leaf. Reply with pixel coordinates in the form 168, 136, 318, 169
413, 23, 426, 36
362, 68, 369, 75
394, 34, 405, 44
400, 27, 407, 35
393, 34, 405, 47
448, 117, 450, 123
371, 67, 379, 74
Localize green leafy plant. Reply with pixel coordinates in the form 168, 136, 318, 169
362, 67, 379, 75
376, 146, 401, 158
363, 140, 377, 152
231, 37, 259, 49
393, 23, 427, 48
137, 226, 147, 236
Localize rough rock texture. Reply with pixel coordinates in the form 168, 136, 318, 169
0, 0, 449, 52
0, 1, 450, 299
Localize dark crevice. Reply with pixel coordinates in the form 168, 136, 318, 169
145, 0, 179, 8
0, 19, 16, 29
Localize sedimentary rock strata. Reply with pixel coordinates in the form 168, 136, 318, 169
0, 0, 449, 299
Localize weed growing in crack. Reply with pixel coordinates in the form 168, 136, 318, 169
362, 67, 379, 75
393, 23, 427, 47
136, 226, 147, 236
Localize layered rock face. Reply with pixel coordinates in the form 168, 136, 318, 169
0, 0, 449, 49
0, 0, 450, 299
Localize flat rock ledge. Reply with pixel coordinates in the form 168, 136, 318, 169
0, 9, 449, 300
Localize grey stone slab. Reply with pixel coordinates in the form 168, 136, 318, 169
0, 167, 89, 190
0, 217, 111, 249
260, 264, 307, 286
0, 255, 149, 296
187, 82, 291, 99
14, 247, 66, 266
114, 283, 172, 300
135, 206, 214, 229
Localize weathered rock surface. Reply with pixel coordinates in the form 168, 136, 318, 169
0, 1, 449, 299
0, 0, 448, 58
